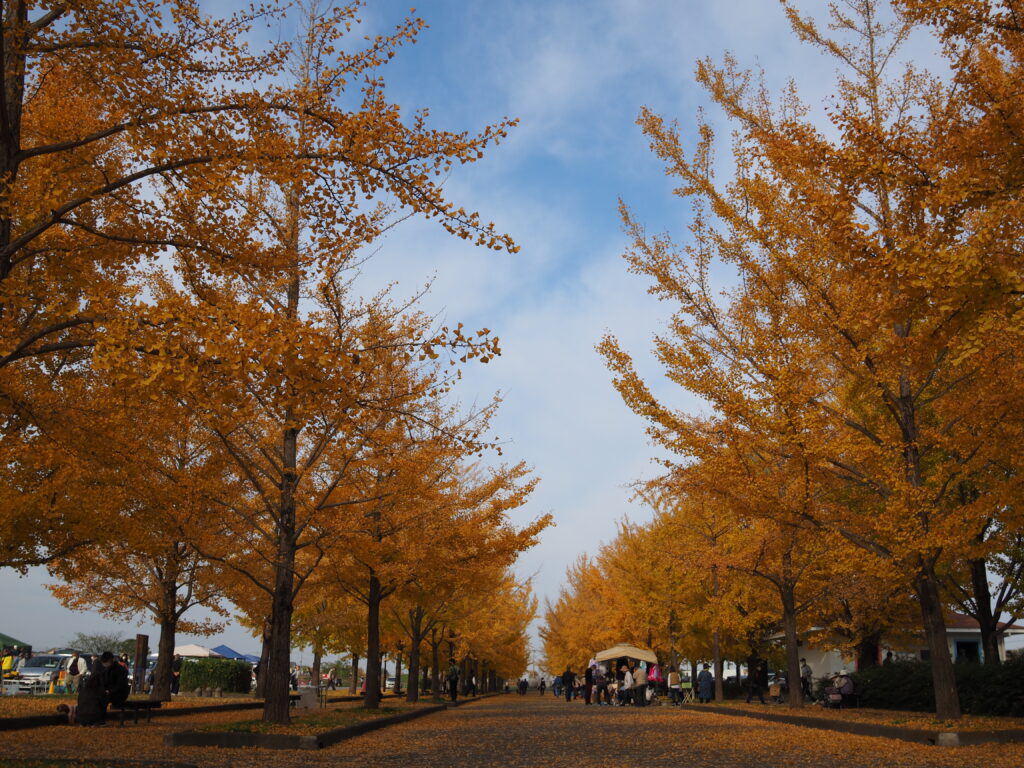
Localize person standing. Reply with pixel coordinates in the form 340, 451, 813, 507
170, 654, 182, 695
447, 660, 460, 702
667, 667, 681, 704
594, 665, 610, 705
697, 663, 714, 703
584, 664, 595, 705
633, 663, 648, 707
561, 667, 574, 702
1, 648, 14, 684
65, 653, 84, 694
539, 677, 546, 695
800, 658, 813, 700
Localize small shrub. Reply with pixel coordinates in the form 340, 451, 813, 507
179, 658, 252, 694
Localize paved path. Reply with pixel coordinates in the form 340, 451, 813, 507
331, 694, 1021, 768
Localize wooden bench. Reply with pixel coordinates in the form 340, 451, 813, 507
112, 700, 162, 725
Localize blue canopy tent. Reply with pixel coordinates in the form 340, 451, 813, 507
241, 654, 261, 663
210, 644, 246, 660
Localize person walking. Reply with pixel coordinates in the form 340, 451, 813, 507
633, 663, 648, 707
800, 658, 813, 700
561, 667, 574, 702
745, 657, 766, 704
696, 663, 714, 703
538, 678, 546, 695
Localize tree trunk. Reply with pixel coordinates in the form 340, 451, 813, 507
262, 431, 299, 723
0, 2, 27, 278
406, 608, 424, 703
263, 541, 296, 723
311, 648, 322, 692
970, 557, 1001, 665
915, 562, 961, 719
856, 634, 881, 669
394, 648, 403, 695
255, 624, 271, 698
349, 652, 359, 694
262, 202, 303, 724
781, 584, 803, 708
363, 570, 383, 708
712, 629, 724, 702
430, 628, 441, 698
149, 615, 177, 702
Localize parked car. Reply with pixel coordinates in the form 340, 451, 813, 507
12, 654, 69, 688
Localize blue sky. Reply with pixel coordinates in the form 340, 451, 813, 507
11, 0, 1012, 660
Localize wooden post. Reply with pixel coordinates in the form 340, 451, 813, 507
132, 634, 149, 694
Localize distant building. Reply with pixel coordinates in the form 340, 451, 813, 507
771, 612, 1024, 680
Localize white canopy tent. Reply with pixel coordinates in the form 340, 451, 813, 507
173, 643, 222, 658
593, 645, 658, 664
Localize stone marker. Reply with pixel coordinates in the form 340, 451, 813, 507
297, 688, 319, 709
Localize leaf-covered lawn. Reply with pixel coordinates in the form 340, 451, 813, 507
2, 694, 1023, 768
0, 695, 258, 718
705, 700, 1024, 731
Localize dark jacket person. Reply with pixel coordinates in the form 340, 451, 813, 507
100, 651, 130, 709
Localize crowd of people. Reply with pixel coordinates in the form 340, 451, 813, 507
534, 658, 716, 707
531, 655, 856, 709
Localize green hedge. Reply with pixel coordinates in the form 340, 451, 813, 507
179, 658, 252, 693
848, 658, 1024, 716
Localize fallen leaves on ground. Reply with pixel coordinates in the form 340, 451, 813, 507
1, 694, 1022, 768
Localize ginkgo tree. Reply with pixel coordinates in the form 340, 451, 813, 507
600, 0, 1024, 718
46, 382, 231, 701
107, 0, 523, 723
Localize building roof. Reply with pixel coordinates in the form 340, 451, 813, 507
945, 611, 1024, 634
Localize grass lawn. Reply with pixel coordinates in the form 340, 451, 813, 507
0, 762, 190, 768
0, 694, 258, 718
